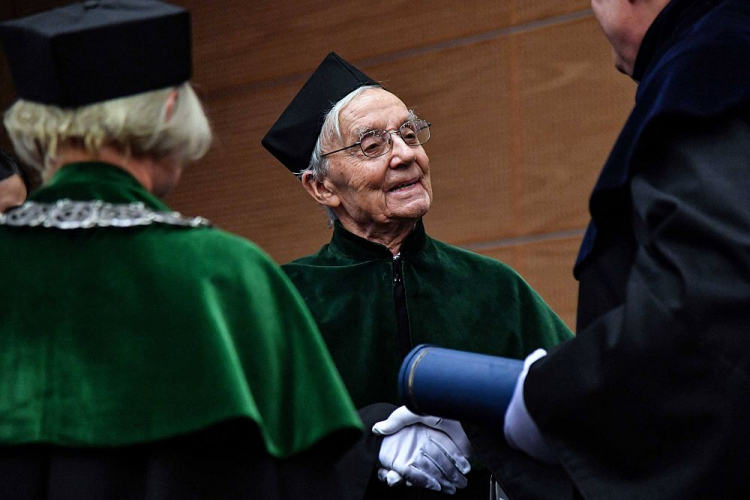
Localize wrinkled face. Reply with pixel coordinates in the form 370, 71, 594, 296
0, 173, 27, 212
322, 89, 433, 231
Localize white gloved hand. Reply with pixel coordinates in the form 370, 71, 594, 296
503, 348, 558, 463
377, 467, 405, 487
372, 406, 472, 494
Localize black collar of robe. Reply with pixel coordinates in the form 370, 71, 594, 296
330, 219, 427, 260
575, 0, 750, 275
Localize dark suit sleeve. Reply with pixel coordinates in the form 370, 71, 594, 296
524, 116, 750, 498
462, 421, 579, 500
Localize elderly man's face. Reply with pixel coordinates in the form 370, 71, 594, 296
0, 173, 27, 212
322, 89, 432, 232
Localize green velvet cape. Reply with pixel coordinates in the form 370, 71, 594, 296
283, 221, 573, 408
0, 162, 362, 458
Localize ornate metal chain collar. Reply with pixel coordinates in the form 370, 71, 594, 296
0, 199, 211, 229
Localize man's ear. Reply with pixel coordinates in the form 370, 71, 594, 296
301, 171, 340, 208
164, 88, 179, 122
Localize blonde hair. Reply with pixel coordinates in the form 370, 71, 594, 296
3, 82, 212, 175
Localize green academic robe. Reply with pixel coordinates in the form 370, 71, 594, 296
283, 220, 573, 409
0, 162, 362, 459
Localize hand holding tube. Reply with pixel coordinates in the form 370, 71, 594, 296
504, 349, 558, 463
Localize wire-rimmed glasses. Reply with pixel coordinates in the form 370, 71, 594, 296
321, 119, 431, 159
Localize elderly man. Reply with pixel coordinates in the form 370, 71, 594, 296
262, 53, 573, 499
0, 3, 361, 499
449, 0, 750, 499
0, 150, 29, 211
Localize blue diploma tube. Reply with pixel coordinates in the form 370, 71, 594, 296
398, 345, 524, 427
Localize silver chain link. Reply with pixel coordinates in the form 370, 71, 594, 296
0, 199, 211, 229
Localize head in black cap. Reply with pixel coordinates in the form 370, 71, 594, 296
262, 52, 380, 176
0, 0, 211, 196
0, 149, 27, 212
262, 52, 432, 247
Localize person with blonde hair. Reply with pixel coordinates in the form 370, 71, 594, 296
0, 2, 361, 498
4, 81, 211, 191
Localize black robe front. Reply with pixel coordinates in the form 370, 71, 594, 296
506, 0, 750, 498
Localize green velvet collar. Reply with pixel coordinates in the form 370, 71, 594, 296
329, 219, 427, 261
32, 162, 170, 211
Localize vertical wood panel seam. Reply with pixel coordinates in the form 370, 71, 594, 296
508, 32, 524, 266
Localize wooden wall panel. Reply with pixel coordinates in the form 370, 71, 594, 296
515, 19, 635, 236
177, 0, 590, 93
477, 236, 582, 329
378, 17, 633, 246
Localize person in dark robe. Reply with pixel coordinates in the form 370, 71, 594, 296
0, 150, 29, 212
455, 0, 750, 498
262, 52, 573, 499
0, 2, 362, 498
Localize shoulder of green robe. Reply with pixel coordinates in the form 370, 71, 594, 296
428, 237, 574, 341
426, 237, 523, 277
281, 241, 359, 270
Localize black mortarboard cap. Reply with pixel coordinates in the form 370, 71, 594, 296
0, 0, 191, 107
262, 52, 379, 174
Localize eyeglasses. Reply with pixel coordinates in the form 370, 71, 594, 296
321, 119, 431, 159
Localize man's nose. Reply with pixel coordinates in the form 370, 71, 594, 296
389, 133, 417, 168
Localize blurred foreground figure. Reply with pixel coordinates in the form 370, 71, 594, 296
0, 2, 361, 498
412, 0, 750, 499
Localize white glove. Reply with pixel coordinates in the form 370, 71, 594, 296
372, 406, 472, 494
503, 349, 558, 463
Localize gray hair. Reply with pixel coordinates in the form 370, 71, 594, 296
304, 85, 382, 181
303, 84, 381, 225
4, 82, 212, 176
